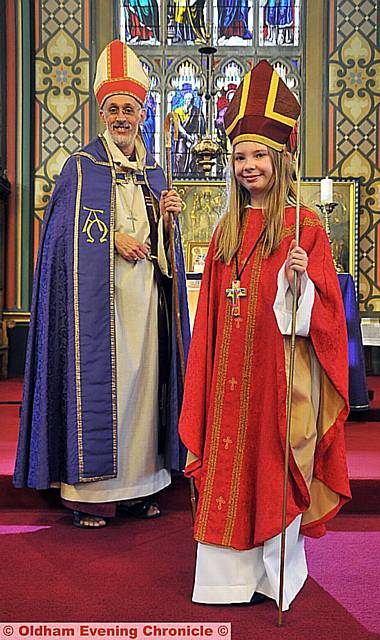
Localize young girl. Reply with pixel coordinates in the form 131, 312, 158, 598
179, 61, 351, 610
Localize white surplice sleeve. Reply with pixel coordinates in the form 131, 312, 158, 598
157, 216, 172, 277
273, 261, 315, 336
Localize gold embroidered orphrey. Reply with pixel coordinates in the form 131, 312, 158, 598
82, 206, 109, 244
226, 279, 247, 317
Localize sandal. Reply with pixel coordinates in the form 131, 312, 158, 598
72, 510, 108, 529
118, 499, 161, 519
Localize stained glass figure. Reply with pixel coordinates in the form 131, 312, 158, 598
214, 83, 236, 173
215, 0, 253, 46
168, 65, 206, 176
167, 0, 208, 45
259, 0, 300, 47
142, 90, 161, 160
121, 0, 160, 45
214, 60, 244, 173
140, 63, 161, 162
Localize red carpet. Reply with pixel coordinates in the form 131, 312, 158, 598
345, 422, 380, 479
1, 379, 380, 638
0, 377, 23, 403
0, 405, 19, 475
306, 519, 380, 634
0, 508, 378, 639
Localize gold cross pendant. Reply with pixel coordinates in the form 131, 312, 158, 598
226, 280, 247, 317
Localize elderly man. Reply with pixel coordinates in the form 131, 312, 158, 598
14, 40, 190, 528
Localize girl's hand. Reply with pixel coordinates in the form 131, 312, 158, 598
286, 239, 308, 288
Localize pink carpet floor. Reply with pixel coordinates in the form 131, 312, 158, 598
1, 379, 380, 638
0, 509, 379, 640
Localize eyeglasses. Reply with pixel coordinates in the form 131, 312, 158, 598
104, 106, 141, 116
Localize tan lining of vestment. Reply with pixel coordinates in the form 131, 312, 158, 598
284, 338, 344, 525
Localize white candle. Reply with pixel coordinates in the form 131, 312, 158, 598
320, 177, 333, 204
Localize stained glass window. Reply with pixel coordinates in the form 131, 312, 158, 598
140, 62, 161, 162
272, 60, 298, 92
259, 0, 301, 47
120, 0, 160, 45
167, 1, 208, 45
213, 60, 245, 174
167, 61, 205, 177
213, 0, 254, 46
118, 0, 304, 177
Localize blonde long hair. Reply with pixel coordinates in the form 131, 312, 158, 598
215, 146, 297, 264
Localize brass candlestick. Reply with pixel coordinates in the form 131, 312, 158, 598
316, 202, 345, 272
192, 136, 222, 174
191, 41, 223, 174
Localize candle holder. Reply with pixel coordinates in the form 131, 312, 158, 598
191, 40, 223, 174
316, 202, 345, 272
192, 136, 222, 174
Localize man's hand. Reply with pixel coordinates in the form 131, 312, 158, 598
160, 189, 182, 231
285, 239, 308, 289
114, 232, 149, 263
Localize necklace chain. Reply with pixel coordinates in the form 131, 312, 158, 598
234, 227, 265, 281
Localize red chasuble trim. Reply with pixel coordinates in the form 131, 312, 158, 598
197, 295, 233, 541
222, 246, 264, 547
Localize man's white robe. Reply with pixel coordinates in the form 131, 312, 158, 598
61, 132, 170, 503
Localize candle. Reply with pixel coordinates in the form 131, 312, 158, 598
320, 177, 333, 204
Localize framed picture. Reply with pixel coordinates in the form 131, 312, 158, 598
187, 241, 210, 273
174, 181, 226, 254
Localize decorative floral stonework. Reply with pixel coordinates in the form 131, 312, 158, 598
35, 30, 89, 122
327, 1, 379, 312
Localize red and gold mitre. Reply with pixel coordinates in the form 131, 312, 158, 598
94, 40, 149, 108
224, 60, 300, 151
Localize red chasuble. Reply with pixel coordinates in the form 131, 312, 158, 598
179, 207, 351, 551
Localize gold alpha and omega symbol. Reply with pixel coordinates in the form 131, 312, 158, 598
82, 206, 109, 244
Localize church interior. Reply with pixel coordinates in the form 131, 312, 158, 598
0, 1, 379, 638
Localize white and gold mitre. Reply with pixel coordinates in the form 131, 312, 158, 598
94, 39, 149, 108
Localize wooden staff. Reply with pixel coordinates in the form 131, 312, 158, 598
164, 112, 197, 524
277, 147, 301, 627
164, 112, 186, 383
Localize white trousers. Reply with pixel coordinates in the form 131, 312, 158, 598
193, 515, 307, 611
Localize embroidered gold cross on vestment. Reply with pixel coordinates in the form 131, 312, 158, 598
216, 496, 226, 511
234, 316, 243, 329
223, 436, 233, 450
228, 377, 238, 391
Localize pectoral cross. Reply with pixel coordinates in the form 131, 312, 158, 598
126, 212, 138, 232
226, 280, 247, 317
